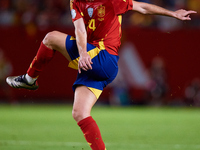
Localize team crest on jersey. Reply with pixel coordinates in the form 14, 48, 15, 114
87, 8, 93, 18
97, 5, 105, 18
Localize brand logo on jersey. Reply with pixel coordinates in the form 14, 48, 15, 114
87, 8, 93, 18
97, 5, 105, 18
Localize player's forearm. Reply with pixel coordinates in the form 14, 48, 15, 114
133, 2, 175, 18
74, 18, 88, 55
133, 1, 197, 21
75, 28, 87, 55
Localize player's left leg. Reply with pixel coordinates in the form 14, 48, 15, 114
72, 85, 106, 150
6, 31, 71, 90
26, 31, 71, 79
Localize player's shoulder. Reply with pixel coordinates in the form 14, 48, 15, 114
71, 0, 83, 3
110, 0, 132, 7
70, 0, 79, 4
70, 0, 84, 6
111, 0, 130, 3
70, 0, 79, 10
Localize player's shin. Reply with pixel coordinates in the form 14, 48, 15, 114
78, 116, 106, 150
27, 42, 56, 78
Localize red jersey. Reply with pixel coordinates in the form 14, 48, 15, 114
70, 0, 133, 55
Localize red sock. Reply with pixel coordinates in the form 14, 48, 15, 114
27, 42, 56, 78
78, 116, 106, 150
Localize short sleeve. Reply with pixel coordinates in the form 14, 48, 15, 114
70, 0, 83, 22
112, 0, 133, 15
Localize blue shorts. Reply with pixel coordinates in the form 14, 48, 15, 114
65, 35, 119, 98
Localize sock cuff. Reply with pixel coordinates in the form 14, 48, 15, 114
27, 69, 40, 78
40, 41, 50, 50
77, 116, 95, 130
40, 42, 55, 57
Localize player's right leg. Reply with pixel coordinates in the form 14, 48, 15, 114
72, 85, 106, 150
6, 31, 71, 90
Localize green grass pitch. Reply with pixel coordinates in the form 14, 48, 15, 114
0, 104, 200, 150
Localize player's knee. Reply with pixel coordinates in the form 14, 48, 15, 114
72, 108, 81, 122
43, 31, 59, 48
72, 108, 88, 123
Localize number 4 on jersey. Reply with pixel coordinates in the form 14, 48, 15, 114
88, 19, 96, 31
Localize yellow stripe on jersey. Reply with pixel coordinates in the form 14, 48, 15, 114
88, 87, 102, 99
118, 15, 122, 24
99, 40, 106, 50
118, 15, 122, 36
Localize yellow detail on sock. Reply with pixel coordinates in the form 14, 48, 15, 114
34, 76, 39, 79
88, 142, 92, 146
88, 87, 102, 99
30, 56, 38, 68
30, 63, 33, 68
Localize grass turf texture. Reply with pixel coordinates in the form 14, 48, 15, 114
0, 105, 200, 150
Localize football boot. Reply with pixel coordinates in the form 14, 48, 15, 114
6, 74, 38, 90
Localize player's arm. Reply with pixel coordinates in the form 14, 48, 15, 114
132, 0, 197, 20
73, 18, 93, 73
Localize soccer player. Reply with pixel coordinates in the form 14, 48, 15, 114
6, 0, 196, 150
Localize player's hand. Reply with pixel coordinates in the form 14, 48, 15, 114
174, 9, 197, 20
78, 52, 93, 73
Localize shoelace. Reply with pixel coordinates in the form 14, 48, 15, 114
15, 75, 25, 82
15, 75, 36, 86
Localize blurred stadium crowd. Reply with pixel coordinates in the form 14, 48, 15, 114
0, 0, 200, 30
0, 0, 200, 106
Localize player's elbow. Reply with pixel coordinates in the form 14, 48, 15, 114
133, 2, 150, 15
140, 9, 148, 15
139, 6, 153, 15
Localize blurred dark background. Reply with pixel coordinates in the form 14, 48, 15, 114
0, 0, 200, 106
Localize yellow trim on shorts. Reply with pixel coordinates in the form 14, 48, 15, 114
70, 36, 76, 40
68, 40, 106, 69
88, 87, 102, 99
68, 47, 101, 69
